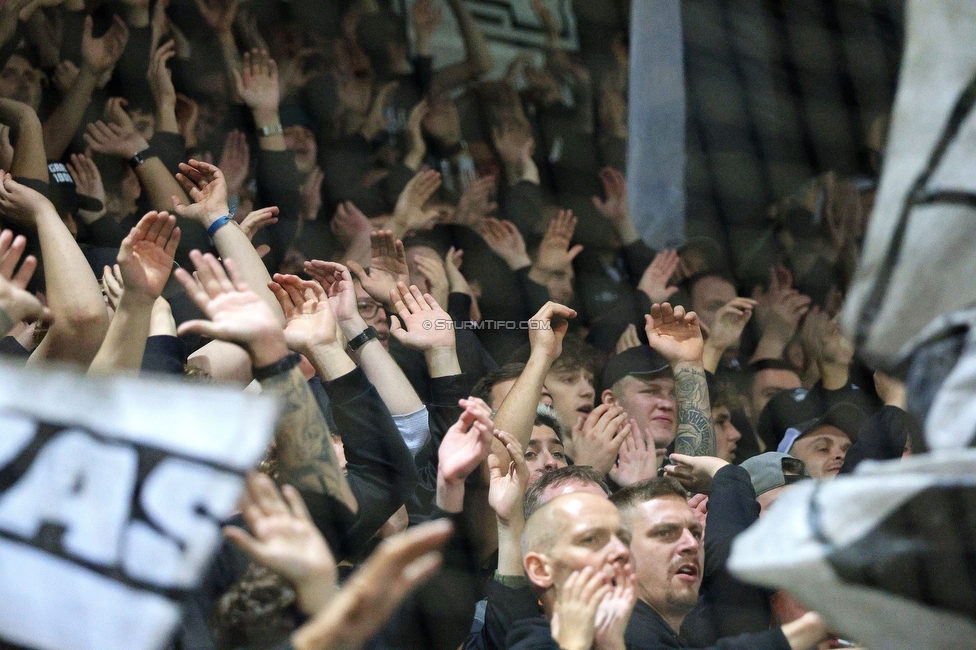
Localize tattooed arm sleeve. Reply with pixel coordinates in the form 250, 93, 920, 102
672, 362, 716, 457
260, 365, 358, 514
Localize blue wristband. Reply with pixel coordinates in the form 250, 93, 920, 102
207, 215, 233, 239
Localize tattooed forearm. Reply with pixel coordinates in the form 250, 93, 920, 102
672, 363, 715, 457
261, 366, 358, 513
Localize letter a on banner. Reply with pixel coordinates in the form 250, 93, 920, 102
0, 361, 280, 650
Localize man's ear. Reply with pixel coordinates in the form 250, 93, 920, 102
601, 389, 616, 406
524, 552, 554, 590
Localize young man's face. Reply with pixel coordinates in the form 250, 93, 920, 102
528, 493, 632, 591
603, 375, 676, 448
0, 55, 42, 111
788, 425, 851, 478
525, 424, 568, 485
749, 368, 802, 425
625, 496, 703, 619
690, 276, 736, 331
712, 406, 742, 463
544, 367, 594, 432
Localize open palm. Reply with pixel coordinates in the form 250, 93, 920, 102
644, 302, 704, 364
118, 211, 179, 299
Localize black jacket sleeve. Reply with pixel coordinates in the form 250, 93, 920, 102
683, 465, 772, 646
255, 148, 303, 272
140, 335, 188, 375
620, 240, 656, 286
500, 180, 543, 242
323, 366, 419, 548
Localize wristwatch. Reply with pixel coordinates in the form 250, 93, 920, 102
129, 148, 152, 168
259, 123, 284, 137
348, 326, 379, 351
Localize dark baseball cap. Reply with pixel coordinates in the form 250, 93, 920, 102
776, 402, 866, 454
601, 345, 671, 392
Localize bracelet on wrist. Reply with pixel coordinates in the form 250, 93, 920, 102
207, 215, 234, 239
252, 352, 301, 381
259, 123, 283, 137
129, 147, 152, 169
348, 326, 378, 352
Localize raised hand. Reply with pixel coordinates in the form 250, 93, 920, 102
571, 404, 630, 475
644, 302, 704, 366
488, 429, 529, 525
238, 206, 279, 241
638, 249, 680, 304
233, 49, 280, 116
218, 130, 250, 196
268, 273, 341, 354
330, 201, 370, 248
66, 153, 106, 213
479, 217, 531, 270
391, 167, 441, 236
360, 80, 399, 141
614, 324, 641, 354
52, 60, 79, 95
455, 175, 497, 229
413, 254, 449, 308
388, 281, 455, 352
173, 159, 230, 227
82, 14, 129, 75
404, 99, 428, 170
551, 566, 611, 650
117, 211, 180, 300
174, 251, 285, 363
85, 119, 147, 159
800, 306, 854, 368
704, 297, 756, 350
148, 39, 177, 110
345, 230, 408, 309
0, 228, 48, 327
436, 397, 495, 512
411, 0, 442, 39
609, 422, 661, 487
751, 265, 811, 342
302, 260, 363, 337
591, 166, 630, 229
0, 170, 57, 227
223, 472, 337, 615
528, 301, 577, 362
533, 209, 583, 276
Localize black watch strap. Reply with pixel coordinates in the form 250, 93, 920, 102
129, 147, 152, 169
348, 326, 378, 351
252, 352, 301, 381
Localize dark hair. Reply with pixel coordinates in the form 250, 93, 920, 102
549, 334, 605, 380
210, 563, 296, 650
534, 404, 565, 442
748, 358, 800, 375
523, 466, 611, 520
610, 476, 689, 512
471, 363, 527, 405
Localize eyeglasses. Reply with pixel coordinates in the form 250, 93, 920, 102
357, 300, 382, 319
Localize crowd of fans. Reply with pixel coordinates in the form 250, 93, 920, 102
0, 0, 920, 649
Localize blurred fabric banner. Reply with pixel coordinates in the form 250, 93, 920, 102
730, 451, 976, 650
627, 0, 686, 250
0, 362, 280, 650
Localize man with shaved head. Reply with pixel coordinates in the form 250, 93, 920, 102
506, 492, 636, 650
611, 477, 831, 649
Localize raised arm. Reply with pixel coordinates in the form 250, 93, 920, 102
645, 303, 715, 457
493, 301, 575, 449
0, 174, 109, 365
89, 212, 179, 373
0, 99, 47, 181
84, 98, 191, 212
306, 261, 425, 415
43, 14, 128, 160
172, 158, 284, 325
488, 429, 529, 576
174, 251, 356, 512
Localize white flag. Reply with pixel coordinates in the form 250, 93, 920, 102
0, 361, 280, 650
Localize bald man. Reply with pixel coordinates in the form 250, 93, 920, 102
506, 493, 635, 650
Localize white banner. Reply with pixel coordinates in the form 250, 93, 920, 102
0, 362, 280, 650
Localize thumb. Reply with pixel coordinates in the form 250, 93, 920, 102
346, 259, 367, 280
177, 319, 219, 339
664, 285, 679, 299
566, 244, 584, 262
